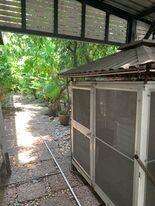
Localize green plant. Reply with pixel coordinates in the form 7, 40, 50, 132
0, 33, 117, 104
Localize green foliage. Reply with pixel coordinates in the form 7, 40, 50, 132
0, 45, 13, 101
0, 33, 117, 102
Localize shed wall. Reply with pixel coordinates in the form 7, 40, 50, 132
145, 92, 155, 205
95, 89, 137, 206
71, 82, 140, 206
0, 105, 4, 169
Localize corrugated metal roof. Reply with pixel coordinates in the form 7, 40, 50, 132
61, 40, 155, 77
101, 0, 155, 22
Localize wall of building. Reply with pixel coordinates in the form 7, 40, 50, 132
0, 104, 5, 179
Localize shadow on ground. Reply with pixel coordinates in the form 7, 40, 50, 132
0, 95, 104, 206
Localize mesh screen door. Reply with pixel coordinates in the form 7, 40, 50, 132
145, 92, 155, 206
95, 89, 137, 206
72, 88, 91, 175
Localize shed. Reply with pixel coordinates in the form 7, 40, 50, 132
61, 40, 155, 206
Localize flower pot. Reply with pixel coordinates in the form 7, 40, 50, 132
59, 114, 70, 126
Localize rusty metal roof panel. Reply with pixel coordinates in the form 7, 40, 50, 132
61, 40, 155, 77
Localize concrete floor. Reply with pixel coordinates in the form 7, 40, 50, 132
0, 95, 103, 206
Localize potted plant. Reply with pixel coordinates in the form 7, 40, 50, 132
59, 108, 70, 126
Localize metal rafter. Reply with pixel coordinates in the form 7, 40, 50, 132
136, 5, 155, 20
21, 0, 26, 30
144, 22, 155, 39
0, 33, 3, 45
82, 0, 152, 24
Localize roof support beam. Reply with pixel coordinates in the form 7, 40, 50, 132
21, 0, 26, 30
127, 19, 137, 43
81, 1, 86, 38
136, 5, 155, 19
0, 32, 4, 45
76, 0, 151, 25
144, 23, 155, 39
153, 31, 155, 40
105, 12, 110, 43
54, 0, 58, 34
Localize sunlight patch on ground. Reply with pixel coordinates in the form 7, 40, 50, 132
12, 95, 53, 164
15, 111, 35, 148
13, 96, 39, 163
18, 149, 36, 164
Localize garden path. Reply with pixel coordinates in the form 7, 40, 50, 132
0, 95, 102, 206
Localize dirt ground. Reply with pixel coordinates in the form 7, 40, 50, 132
0, 95, 103, 206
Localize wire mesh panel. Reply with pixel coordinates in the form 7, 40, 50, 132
96, 89, 137, 158
26, 0, 54, 32
145, 92, 155, 206
95, 139, 134, 206
95, 89, 137, 206
73, 89, 90, 129
109, 15, 127, 43
85, 5, 106, 40
73, 128, 90, 174
58, 0, 82, 37
0, 0, 21, 28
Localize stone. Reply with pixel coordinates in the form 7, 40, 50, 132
48, 173, 83, 193
29, 160, 58, 179
74, 185, 102, 206
39, 194, 74, 206
0, 186, 17, 206
8, 166, 31, 184
17, 182, 46, 202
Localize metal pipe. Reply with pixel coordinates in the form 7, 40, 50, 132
42, 139, 82, 206
135, 154, 155, 187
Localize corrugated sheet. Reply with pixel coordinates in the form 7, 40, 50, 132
0, 0, 21, 28
85, 5, 106, 40
26, 0, 54, 33
103, 0, 155, 22
136, 21, 153, 40
61, 40, 155, 77
109, 15, 127, 43
58, 0, 82, 37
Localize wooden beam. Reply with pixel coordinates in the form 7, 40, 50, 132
21, 0, 26, 30
105, 12, 109, 43
54, 0, 58, 34
77, 0, 152, 25
81, 1, 86, 38
153, 31, 155, 40
136, 5, 155, 19
126, 19, 137, 43
0, 32, 4, 45
144, 22, 155, 39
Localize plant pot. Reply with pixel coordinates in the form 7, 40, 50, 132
59, 114, 70, 126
